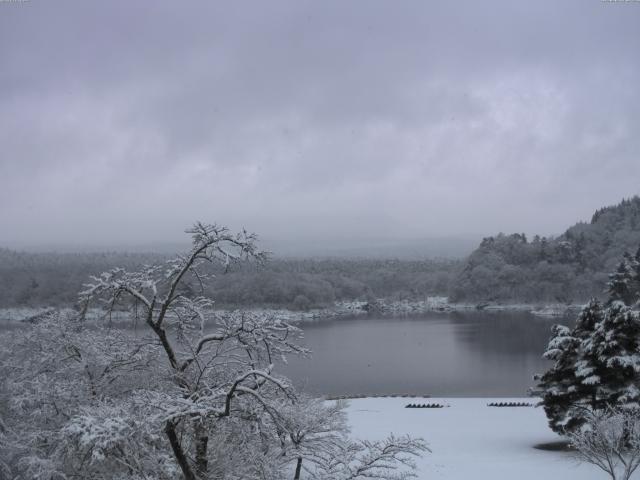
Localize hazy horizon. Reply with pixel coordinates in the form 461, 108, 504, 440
2, 1, 639, 249
2, 231, 481, 258
0, 199, 632, 257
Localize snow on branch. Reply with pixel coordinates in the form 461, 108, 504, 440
569, 407, 640, 480
317, 434, 430, 480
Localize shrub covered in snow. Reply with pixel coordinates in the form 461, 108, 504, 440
569, 407, 640, 480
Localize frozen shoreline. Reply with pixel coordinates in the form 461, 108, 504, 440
215, 297, 583, 322
0, 298, 583, 324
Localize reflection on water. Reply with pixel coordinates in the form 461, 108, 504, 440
280, 312, 572, 397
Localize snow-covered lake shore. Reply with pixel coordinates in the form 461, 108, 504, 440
346, 397, 601, 480
0, 298, 583, 324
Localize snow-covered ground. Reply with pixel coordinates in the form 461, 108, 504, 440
346, 397, 603, 479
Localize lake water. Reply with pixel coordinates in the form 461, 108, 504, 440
0, 310, 571, 397
280, 311, 570, 397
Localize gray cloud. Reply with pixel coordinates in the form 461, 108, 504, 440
1, 0, 639, 250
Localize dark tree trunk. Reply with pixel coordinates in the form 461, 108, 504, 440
194, 420, 209, 478
150, 322, 179, 370
294, 456, 303, 480
165, 420, 197, 480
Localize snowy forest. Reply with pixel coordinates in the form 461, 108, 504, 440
452, 197, 640, 304
0, 250, 458, 310
3, 198, 640, 311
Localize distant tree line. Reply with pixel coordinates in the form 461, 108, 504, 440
0, 249, 167, 309
0, 248, 459, 310
4, 197, 640, 309
451, 197, 640, 304
210, 258, 457, 309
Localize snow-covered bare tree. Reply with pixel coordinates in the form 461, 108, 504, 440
313, 434, 429, 480
279, 396, 348, 479
78, 222, 308, 479
0, 410, 13, 480
278, 395, 429, 480
0, 310, 171, 479
0, 222, 429, 480
569, 407, 640, 480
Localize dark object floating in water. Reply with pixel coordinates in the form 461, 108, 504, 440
405, 403, 445, 409
487, 402, 532, 407
325, 394, 431, 400
533, 441, 573, 452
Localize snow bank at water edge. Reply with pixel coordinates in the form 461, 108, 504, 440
0, 298, 584, 324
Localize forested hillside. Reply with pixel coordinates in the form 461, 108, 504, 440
0, 248, 459, 310
451, 197, 640, 303
4, 197, 639, 310
0, 249, 167, 308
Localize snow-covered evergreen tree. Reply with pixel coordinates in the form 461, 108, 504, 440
607, 254, 638, 306
585, 303, 640, 407
536, 300, 602, 433
538, 248, 640, 435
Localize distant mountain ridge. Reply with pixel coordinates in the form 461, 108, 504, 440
451, 196, 640, 304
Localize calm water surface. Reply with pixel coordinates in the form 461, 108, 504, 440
0, 310, 570, 397
280, 311, 569, 397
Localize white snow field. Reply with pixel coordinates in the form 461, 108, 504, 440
346, 397, 606, 480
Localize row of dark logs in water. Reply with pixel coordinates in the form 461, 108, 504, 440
404, 401, 533, 409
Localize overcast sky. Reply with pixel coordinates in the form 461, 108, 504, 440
1, 0, 639, 251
